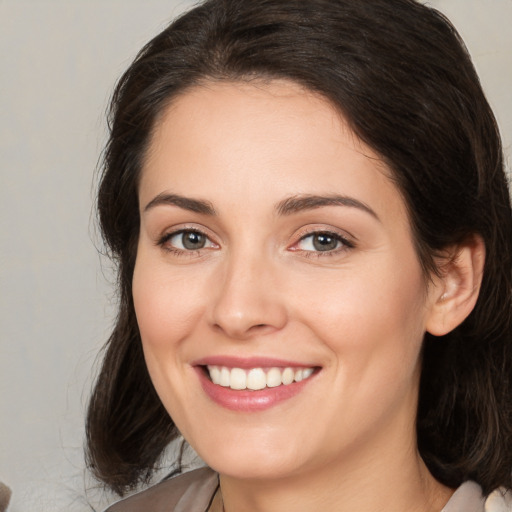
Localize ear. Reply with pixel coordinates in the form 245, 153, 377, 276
425, 235, 485, 337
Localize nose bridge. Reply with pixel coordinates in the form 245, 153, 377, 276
209, 241, 287, 339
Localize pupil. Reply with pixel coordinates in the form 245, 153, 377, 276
183, 231, 205, 250
313, 234, 337, 251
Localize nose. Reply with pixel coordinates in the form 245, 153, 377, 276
208, 250, 288, 340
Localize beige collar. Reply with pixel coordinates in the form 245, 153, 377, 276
208, 485, 223, 512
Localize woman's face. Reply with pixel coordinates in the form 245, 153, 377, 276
133, 80, 440, 481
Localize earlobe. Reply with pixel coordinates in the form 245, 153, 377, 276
425, 236, 485, 337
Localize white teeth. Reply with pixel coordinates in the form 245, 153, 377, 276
210, 366, 221, 384
302, 368, 314, 379
206, 365, 315, 390
247, 368, 266, 390
220, 367, 230, 387
230, 368, 247, 390
266, 367, 282, 388
281, 367, 294, 385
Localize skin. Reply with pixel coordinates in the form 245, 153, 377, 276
132, 80, 480, 511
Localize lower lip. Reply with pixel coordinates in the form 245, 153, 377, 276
196, 367, 316, 412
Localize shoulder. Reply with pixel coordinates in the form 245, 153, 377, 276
442, 481, 512, 512
485, 487, 512, 512
104, 467, 218, 512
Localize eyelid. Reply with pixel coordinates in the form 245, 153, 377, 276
288, 226, 356, 254
168, 230, 216, 249
294, 225, 355, 243
156, 224, 220, 253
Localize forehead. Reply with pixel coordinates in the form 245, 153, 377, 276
145, 79, 355, 171
140, 79, 406, 226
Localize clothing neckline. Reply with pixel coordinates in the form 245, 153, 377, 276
204, 470, 485, 512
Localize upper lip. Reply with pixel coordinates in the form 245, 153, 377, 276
191, 355, 318, 369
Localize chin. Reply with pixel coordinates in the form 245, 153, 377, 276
208, 456, 299, 481
194, 435, 311, 481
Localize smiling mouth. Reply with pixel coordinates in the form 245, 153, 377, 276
204, 365, 316, 391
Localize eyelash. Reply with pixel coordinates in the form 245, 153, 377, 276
157, 227, 216, 257
156, 228, 355, 258
292, 230, 355, 258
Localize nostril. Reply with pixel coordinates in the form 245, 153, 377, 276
248, 323, 276, 335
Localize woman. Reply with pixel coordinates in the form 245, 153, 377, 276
86, 0, 512, 510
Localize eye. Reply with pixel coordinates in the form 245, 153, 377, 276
160, 229, 217, 252
295, 231, 353, 253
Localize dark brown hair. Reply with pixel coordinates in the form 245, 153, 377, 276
86, 0, 512, 497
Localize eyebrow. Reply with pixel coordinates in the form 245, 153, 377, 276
143, 192, 379, 220
144, 193, 217, 215
276, 194, 379, 220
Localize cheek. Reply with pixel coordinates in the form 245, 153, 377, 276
131, 251, 209, 419
132, 252, 206, 353
295, 254, 427, 379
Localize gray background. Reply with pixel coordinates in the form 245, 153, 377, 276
1, 1, 511, 511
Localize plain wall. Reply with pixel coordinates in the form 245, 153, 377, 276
0, 1, 510, 511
